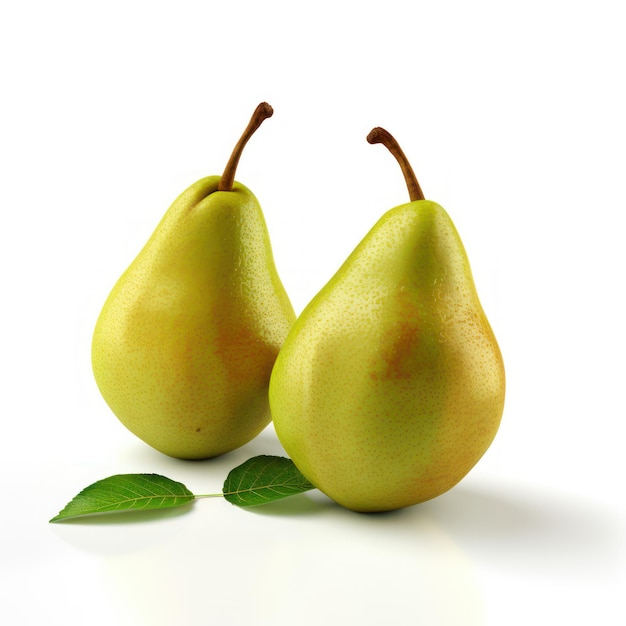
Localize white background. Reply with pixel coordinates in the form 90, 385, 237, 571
1, 1, 624, 624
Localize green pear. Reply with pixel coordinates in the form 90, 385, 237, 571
269, 127, 505, 512
92, 103, 295, 459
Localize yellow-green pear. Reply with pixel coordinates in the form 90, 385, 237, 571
269, 127, 505, 512
92, 103, 295, 459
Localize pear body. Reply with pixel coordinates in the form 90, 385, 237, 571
269, 200, 504, 512
92, 176, 295, 459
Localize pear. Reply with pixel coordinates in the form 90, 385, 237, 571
92, 103, 295, 459
269, 127, 505, 512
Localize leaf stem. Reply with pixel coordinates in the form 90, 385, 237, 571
366, 127, 425, 202
218, 102, 274, 192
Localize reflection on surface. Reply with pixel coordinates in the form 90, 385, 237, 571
51, 459, 623, 625
252, 502, 485, 625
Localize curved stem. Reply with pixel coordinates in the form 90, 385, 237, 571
366, 127, 425, 202
218, 102, 274, 192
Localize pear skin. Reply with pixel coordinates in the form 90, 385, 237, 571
92, 104, 295, 459
269, 128, 504, 512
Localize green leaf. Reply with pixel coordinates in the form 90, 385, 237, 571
50, 473, 195, 522
222, 455, 315, 506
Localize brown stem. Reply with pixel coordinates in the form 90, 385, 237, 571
366, 127, 425, 202
218, 102, 274, 192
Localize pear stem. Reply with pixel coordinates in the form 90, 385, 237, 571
366, 127, 425, 202
218, 102, 274, 192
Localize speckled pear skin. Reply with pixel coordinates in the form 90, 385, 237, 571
269, 200, 505, 512
92, 176, 295, 459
